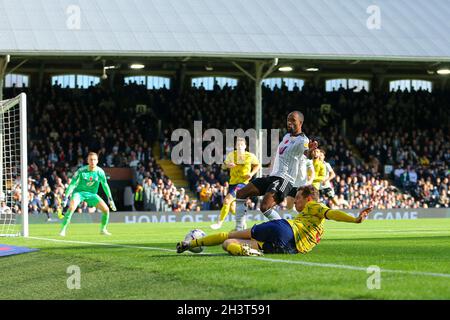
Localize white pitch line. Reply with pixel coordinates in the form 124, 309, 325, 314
253, 257, 450, 278
28, 236, 450, 279
327, 228, 450, 232
327, 231, 450, 235
28, 236, 175, 252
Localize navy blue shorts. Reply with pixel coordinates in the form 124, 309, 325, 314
229, 183, 246, 197
251, 219, 298, 254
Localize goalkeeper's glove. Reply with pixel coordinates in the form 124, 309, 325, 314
108, 199, 117, 212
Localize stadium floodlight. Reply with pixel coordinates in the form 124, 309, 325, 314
0, 93, 28, 237
278, 66, 293, 72
437, 68, 450, 75
130, 63, 145, 69
305, 67, 319, 72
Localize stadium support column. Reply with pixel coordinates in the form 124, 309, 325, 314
255, 62, 264, 177
232, 59, 278, 177
0, 55, 10, 101
38, 63, 45, 90
256, 59, 278, 177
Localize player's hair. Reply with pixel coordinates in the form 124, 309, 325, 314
288, 111, 304, 123
87, 152, 98, 158
297, 185, 319, 201
234, 137, 248, 152
236, 137, 246, 145
319, 148, 326, 156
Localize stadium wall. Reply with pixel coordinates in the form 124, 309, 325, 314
17, 208, 450, 224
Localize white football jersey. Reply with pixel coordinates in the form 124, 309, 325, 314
270, 133, 309, 184
320, 161, 333, 190
293, 155, 314, 188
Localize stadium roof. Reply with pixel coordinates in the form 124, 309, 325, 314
1, 0, 450, 62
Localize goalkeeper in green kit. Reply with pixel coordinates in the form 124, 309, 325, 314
58, 152, 117, 236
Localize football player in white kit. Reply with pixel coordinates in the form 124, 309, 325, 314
285, 153, 315, 213
318, 149, 339, 207
233, 111, 317, 230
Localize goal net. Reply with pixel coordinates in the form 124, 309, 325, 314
0, 93, 28, 237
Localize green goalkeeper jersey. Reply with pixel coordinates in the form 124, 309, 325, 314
66, 165, 113, 199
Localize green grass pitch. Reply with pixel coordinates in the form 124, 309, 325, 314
0, 218, 449, 299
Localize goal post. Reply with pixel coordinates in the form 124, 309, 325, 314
0, 93, 28, 237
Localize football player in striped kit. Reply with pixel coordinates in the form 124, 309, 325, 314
285, 153, 315, 214
232, 111, 317, 230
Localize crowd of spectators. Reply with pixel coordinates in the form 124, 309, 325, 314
170, 82, 449, 210
3, 78, 449, 216
4, 81, 191, 215
350, 87, 450, 208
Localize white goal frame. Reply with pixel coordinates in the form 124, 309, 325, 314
0, 92, 28, 237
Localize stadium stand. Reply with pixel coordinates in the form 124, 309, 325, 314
3, 79, 449, 214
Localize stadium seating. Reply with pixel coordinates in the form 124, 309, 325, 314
4, 80, 449, 213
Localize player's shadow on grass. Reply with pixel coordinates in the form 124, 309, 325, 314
41, 243, 229, 257
155, 253, 229, 258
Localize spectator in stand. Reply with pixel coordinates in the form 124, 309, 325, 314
199, 183, 212, 210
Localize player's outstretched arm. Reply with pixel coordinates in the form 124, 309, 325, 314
305, 139, 319, 159
307, 167, 315, 185
328, 167, 336, 182
325, 207, 373, 223
354, 207, 373, 223
247, 162, 261, 180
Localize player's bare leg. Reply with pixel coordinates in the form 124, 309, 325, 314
331, 196, 339, 207
260, 192, 282, 220
226, 229, 251, 239
234, 183, 261, 231
236, 183, 260, 199
96, 199, 111, 235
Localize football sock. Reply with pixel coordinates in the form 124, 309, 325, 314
219, 203, 230, 223
226, 242, 244, 256
61, 209, 74, 231
101, 213, 110, 231
190, 232, 229, 248
235, 199, 247, 231
263, 208, 282, 220
230, 201, 236, 214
